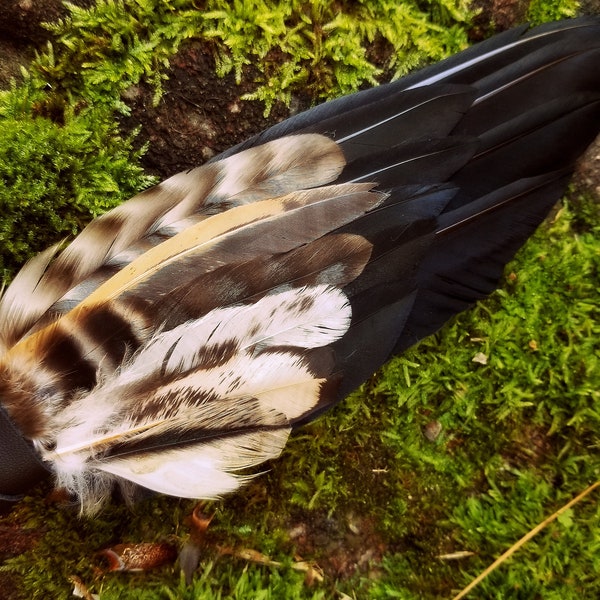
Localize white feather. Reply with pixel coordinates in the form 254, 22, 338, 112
50, 356, 324, 459
103, 284, 350, 382
97, 429, 291, 499
163, 284, 350, 373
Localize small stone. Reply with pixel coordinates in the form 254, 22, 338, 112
423, 420, 442, 441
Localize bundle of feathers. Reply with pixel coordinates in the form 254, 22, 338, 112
0, 18, 599, 514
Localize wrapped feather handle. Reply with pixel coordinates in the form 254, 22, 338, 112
0, 17, 599, 512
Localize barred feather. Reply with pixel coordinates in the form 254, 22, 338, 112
0, 134, 345, 350
0, 182, 381, 440
0, 17, 599, 511
44, 286, 349, 512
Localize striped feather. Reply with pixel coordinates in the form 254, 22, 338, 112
43, 286, 349, 512
0, 134, 344, 349
0, 181, 382, 440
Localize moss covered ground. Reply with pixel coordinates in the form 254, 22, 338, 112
0, 1, 599, 598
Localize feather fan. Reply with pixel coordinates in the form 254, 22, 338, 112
0, 17, 599, 511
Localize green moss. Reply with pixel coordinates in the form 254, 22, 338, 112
527, 0, 580, 25
202, 0, 473, 114
39, 0, 205, 112
0, 105, 150, 279
26, 0, 475, 117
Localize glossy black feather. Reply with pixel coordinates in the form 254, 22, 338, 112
272, 17, 600, 421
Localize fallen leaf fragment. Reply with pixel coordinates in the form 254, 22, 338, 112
472, 352, 488, 365
437, 550, 476, 561
423, 420, 442, 441
180, 502, 214, 584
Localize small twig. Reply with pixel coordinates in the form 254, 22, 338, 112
452, 480, 600, 600
438, 550, 475, 561
217, 545, 324, 582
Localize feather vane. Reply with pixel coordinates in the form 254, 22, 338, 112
0, 134, 344, 349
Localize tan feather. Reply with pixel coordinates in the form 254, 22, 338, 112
79, 184, 379, 304
0, 244, 61, 352
4, 183, 381, 370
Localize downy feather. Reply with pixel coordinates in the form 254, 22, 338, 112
97, 429, 291, 501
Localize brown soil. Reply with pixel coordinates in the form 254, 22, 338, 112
119, 39, 306, 179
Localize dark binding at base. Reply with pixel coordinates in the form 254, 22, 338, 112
0, 404, 50, 504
